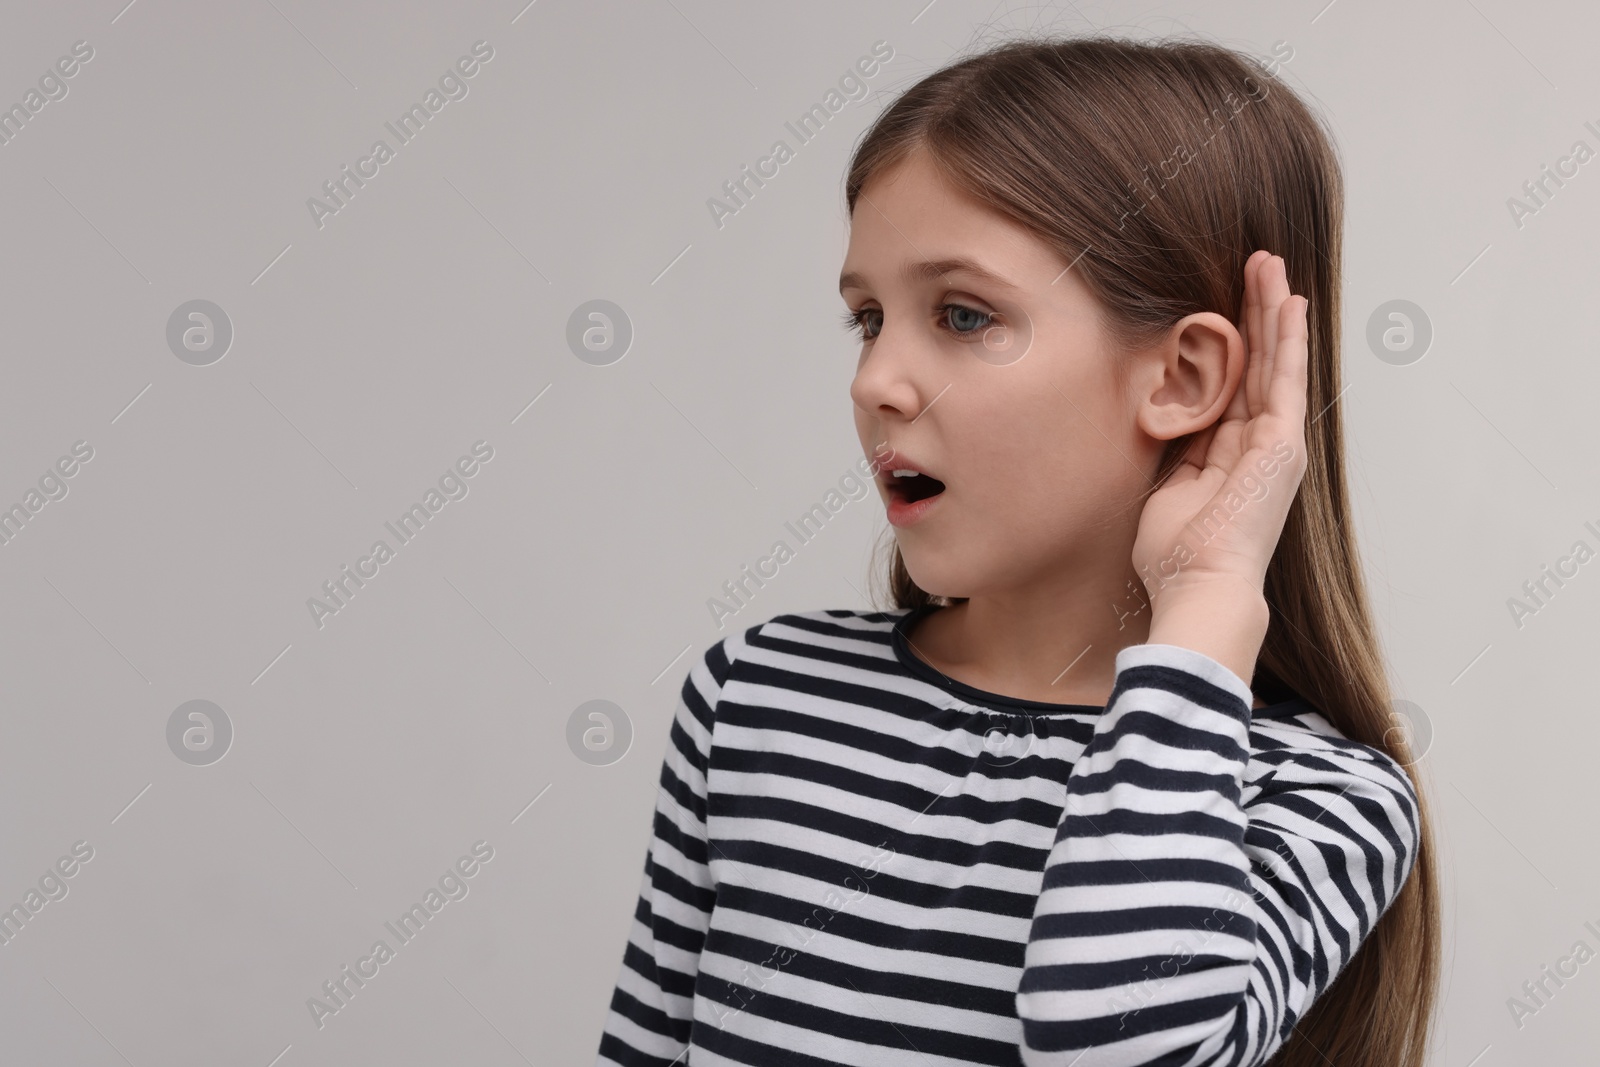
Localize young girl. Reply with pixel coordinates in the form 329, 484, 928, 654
596, 34, 1438, 1067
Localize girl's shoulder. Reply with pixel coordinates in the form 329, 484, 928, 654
695, 606, 907, 685
713, 606, 909, 659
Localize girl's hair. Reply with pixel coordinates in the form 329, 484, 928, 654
847, 33, 1439, 1067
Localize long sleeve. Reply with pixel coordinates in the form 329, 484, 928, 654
596, 634, 737, 1065
1016, 642, 1419, 1066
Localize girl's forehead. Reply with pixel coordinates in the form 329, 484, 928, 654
843, 155, 1092, 296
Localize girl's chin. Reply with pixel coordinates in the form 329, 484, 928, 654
895, 556, 970, 601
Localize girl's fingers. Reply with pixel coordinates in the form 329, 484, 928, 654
1266, 294, 1310, 434
1229, 250, 1307, 462
1239, 255, 1255, 415
1258, 256, 1289, 411
1243, 251, 1269, 417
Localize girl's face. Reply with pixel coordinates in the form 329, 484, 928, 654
841, 148, 1159, 599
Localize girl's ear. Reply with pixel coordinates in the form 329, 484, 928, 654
1128, 311, 1246, 441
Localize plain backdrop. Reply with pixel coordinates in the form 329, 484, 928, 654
0, 0, 1595, 1064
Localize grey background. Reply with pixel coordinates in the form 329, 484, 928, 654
0, 0, 1594, 1063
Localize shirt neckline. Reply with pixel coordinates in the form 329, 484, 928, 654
889, 604, 1311, 718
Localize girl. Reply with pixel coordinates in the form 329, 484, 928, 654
597, 34, 1438, 1067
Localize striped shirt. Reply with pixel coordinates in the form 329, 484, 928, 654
596, 606, 1419, 1066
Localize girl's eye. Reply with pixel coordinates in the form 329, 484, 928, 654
940, 302, 993, 336
838, 303, 995, 341
840, 307, 883, 340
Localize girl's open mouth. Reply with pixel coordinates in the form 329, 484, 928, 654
884, 467, 946, 527
888, 471, 946, 504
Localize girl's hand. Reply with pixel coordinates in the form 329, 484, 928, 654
1132, 251, 1310, 623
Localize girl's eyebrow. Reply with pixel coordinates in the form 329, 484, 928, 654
839, 257, 1019, 294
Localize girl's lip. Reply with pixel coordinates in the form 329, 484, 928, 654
872, 448, 939, 485
886, 485, 944, 527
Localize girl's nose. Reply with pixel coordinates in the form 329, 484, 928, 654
849, 327, 926, 422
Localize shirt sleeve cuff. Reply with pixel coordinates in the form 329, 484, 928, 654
1113, 641, 1255, 712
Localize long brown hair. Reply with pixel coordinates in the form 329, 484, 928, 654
846, 33, 1439, 1067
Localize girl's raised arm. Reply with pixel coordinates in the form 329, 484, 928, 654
1016, 641, 1420, 1066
